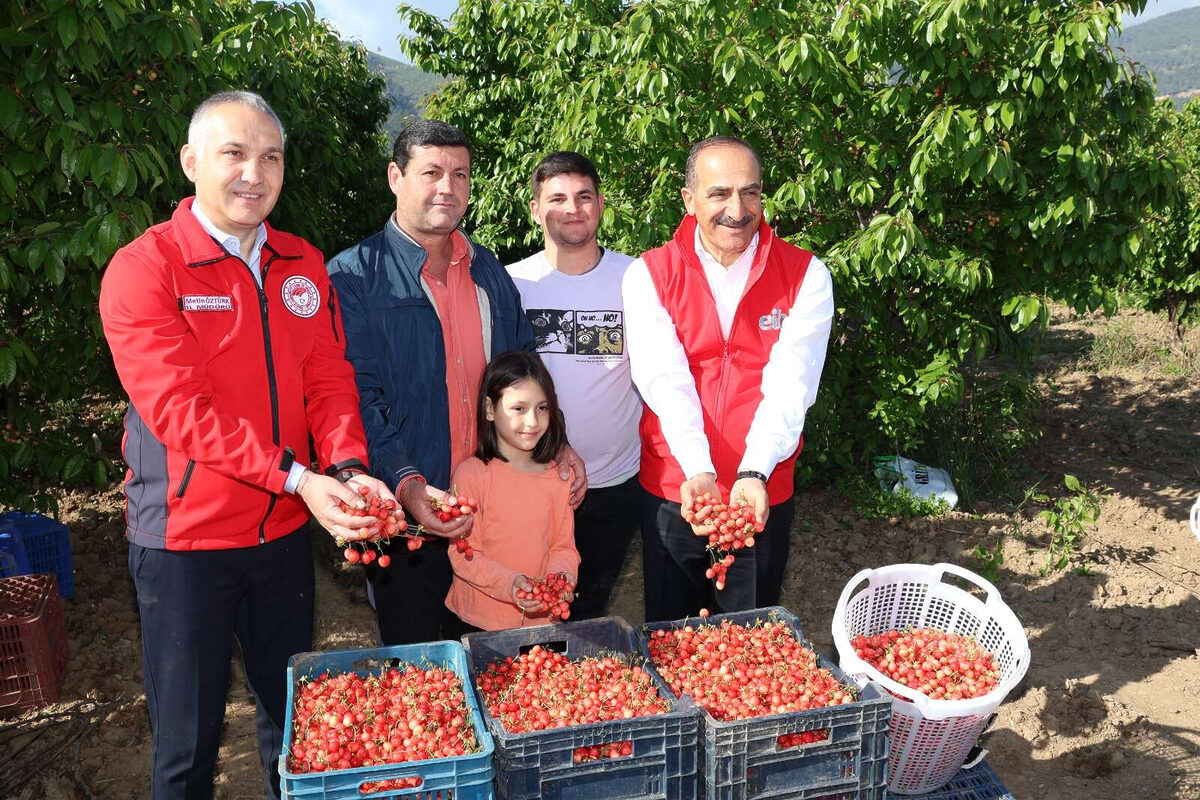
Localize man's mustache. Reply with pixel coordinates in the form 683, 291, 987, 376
715, 213, 753, 228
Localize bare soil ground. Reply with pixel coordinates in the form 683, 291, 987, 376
3, 306, 1198, 799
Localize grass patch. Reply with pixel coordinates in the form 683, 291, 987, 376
1088, 320, 1198, 377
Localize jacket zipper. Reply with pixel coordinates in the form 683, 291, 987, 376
686, 238, 765, 473
175, 459, 195, 498
328, 289, 341, 343
253, 252, 282, 545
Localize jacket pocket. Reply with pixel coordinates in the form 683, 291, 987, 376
175, 459, 195, 498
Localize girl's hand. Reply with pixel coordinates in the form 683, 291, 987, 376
553, 572, 577, 603
511, 575, 545, 612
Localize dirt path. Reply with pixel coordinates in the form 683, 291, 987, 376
2, 306, 1197, 799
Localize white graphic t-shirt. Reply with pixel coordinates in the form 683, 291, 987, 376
507, 249, 642, 488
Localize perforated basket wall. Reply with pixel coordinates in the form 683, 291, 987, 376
0, 574, 69, 711
833, 564, 1029, 795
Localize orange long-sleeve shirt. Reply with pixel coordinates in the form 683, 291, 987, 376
445, 456, 579, 631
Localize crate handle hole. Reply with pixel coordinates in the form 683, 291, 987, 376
518, 639, 567, 655
358, 775, 424, 794
775, 729, 830, 751
572, 740, 633, 763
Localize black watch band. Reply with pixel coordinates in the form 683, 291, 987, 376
736, 470, 768, 483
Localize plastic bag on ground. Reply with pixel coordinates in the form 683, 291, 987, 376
872, 455, 959, 510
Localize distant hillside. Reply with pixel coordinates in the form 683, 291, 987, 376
1114, 6, 1200, 107
364, 51, 445, 142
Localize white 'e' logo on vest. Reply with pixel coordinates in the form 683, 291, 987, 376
758, 308, 787, 331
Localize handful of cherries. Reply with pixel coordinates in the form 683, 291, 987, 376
515, 573, 574, 619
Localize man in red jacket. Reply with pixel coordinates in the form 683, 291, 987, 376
99, 91, 393, 799
623, 136, 834, 620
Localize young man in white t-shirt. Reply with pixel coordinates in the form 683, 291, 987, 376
506, 152, 642, 619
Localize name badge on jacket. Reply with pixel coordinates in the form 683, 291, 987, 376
180, 295, 233, 312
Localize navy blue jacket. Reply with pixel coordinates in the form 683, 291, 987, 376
327, 219, 534, 491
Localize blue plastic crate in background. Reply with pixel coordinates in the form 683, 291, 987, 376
0, 531, 31, 578
908, 761, 1015, 799
280, 641, 495, 800
638, 606, 892, 800
461, 616, 702, 800
0, 512, 74, 598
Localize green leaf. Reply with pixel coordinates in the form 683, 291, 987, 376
93, 460, 108, 489
99, 212, 121, 254
58, 9, 79, 49
0, 348, 15, 386
999, 102, 1014, 130
63, 453, 86, 483
1064, 474, 1081, 492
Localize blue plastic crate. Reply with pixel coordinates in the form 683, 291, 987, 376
0, 531, 30, 578
461, 616, 702, 800
639, 606, 892, 800
0, 512, 74, 598
907, 761, 1014, 799
280, 641, 495, 800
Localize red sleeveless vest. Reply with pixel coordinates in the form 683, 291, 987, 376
638, 215, 813, 504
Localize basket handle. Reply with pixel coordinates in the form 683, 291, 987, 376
933, 562, 1003, 608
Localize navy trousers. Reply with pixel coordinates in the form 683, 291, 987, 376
129, 527, 314, 800
641, 488, 795, 622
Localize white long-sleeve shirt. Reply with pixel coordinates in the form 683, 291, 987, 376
621, 227, 834, 481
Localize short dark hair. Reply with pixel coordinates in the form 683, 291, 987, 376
530, 151, 601, 198
685, 135, 761, 189
476, 351, 567, 465
392, 120, 471, 172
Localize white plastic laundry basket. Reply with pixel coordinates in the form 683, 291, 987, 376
832, 563, 1031, 794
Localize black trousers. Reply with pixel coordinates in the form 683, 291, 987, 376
366, 536, 457, 645
129, 528, 314, 800
641, 488, 795, 622
570, 473, 641, 620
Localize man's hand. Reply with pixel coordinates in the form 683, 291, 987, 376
557, 444, 588, 509
297, 471, 378, 542
400, 478, 474, 538
511, 575, 545, 613
731, 475, 769, 530
344, 473, 398, 506
680, 472, 721, 537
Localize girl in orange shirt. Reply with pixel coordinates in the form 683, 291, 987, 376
444, 351, 580, 634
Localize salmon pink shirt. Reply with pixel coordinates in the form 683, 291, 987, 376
446, 456, 579, 631
422, 230, 486, 473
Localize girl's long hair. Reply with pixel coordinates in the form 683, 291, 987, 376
476, 350, 567, 464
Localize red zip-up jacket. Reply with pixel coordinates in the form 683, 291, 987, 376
99, 198, 369, 550
638, 216, 813, 505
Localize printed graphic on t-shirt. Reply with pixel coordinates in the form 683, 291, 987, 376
526, 308, 623, 360
528, 309, 575, 353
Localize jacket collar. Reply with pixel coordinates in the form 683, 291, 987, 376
671, 213, 775, 284
383, 214, 476, 275
171, 197, 302, 266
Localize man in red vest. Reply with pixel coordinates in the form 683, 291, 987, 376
622, 136, 834, 620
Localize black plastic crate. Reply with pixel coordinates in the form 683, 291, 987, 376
908, 761, 1014, 799
461, 616, 701, 799
639, 606, 891, 800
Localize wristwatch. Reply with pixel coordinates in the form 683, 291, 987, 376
736, 470, 768, 484
324, 459, 368, 483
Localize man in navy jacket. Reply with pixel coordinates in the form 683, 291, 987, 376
328, 120, 586, 644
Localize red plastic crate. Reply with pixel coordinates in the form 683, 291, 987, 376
0, 574, 69, 711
